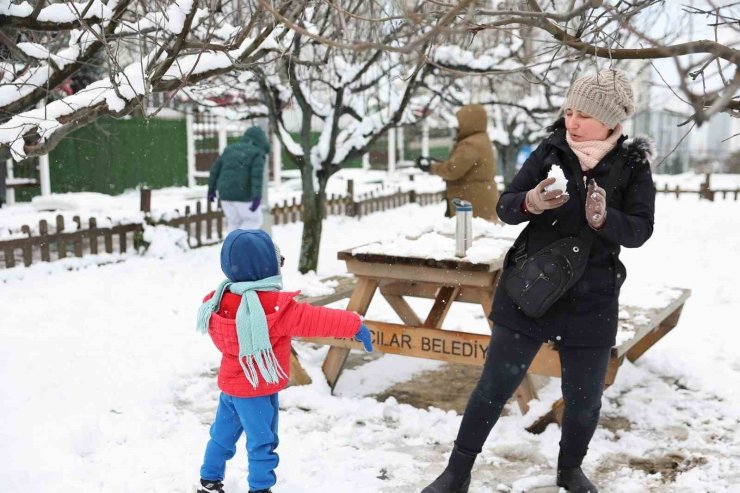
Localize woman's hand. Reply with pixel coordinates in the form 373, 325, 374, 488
586, 179, 607, 229
525, 177, 569, 214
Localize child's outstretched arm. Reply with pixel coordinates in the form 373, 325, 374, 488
276, 301, 370, 348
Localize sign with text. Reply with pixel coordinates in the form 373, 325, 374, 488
306, 321, 491, 367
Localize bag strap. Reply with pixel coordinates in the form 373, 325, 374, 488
512, 233, 528, 265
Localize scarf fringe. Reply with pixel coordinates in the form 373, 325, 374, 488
196, 298, 217, 334
240, 348, 287, 389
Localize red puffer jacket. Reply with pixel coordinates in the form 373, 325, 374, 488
205, 290, 361, 397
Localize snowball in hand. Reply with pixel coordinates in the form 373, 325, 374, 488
544, 165, 568, 195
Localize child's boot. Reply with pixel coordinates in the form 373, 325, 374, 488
421, 444, 477, 493
197, 478, 225, 493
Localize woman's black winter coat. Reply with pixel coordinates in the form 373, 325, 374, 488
491, 119, 656, 347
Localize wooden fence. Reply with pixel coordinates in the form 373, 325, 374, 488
157, 200, 225, 248
655, 173, 740, 201
1, 181, 445, 269
656, 184, 740, 201
1, 216, 143, 269
8, 170, 740, 270
5, 170, 739, 270
272, 180, 446, 225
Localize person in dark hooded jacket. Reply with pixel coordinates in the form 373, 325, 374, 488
208, 126, 270, 231
422, 70, 656, 493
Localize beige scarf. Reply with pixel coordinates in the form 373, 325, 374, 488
566, 124, 622, 171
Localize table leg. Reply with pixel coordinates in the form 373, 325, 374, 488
289, 346, 312, 386
423, 286, 460, 328
527, 349, 624, 434
381, 291, 423, 326
517, 375, 565, 435
477, 288, 495, 330
322, 277, 379, 392
526, 398, 564, 434
514, 374, 538, 415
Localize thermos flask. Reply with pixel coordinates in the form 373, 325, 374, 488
453, 198, 473, 257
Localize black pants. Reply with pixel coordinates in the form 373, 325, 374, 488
455, 324, 611, 468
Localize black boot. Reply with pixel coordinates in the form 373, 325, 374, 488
421, 445, 476, 493
556, 467, 598, 493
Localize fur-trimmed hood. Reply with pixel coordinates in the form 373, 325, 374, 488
622, 135, 655, 166
546, 117, 654, 166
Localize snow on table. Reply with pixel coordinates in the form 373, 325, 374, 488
350, 216, 518, 265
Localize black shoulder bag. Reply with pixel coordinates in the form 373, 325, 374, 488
500, 151, 624, 319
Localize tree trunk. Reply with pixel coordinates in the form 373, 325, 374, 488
298, 189, 322, 273
502, 145, 520, 186
298, 174, 332, 273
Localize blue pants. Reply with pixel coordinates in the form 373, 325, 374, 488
200, 393, 280, 492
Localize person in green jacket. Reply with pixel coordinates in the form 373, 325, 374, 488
208, 126, 270, 231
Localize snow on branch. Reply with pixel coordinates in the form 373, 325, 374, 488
1, 0, 116, 30
1, 0, 132, 118
0, 59, 148, 159
0, 1, 283, 159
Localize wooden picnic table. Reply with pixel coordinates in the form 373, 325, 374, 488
314, 246, 503, 387
295, 238, 691, 432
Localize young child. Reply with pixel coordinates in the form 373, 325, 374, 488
195, 229, 373, 493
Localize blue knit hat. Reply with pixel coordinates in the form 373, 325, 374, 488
220, 229, 280, 282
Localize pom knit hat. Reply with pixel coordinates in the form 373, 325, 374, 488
564, 69, 635, 129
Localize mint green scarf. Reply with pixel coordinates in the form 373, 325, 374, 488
196, 275, 286, 388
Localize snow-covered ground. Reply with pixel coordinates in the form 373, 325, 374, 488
1, 194, 739, 493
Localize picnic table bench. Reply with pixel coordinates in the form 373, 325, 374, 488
292, 237, 690, 433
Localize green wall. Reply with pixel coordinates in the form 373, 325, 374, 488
13, 122, 451, 202
51, 117, 187, 194
16, 116, 187, 201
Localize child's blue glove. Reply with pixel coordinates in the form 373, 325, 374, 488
354, 323, 373, 353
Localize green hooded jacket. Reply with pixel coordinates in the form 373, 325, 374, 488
208, 126, 271, 202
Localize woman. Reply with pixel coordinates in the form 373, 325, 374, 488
421, 69, 656, 493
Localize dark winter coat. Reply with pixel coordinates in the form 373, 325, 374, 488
491, 119, 656, 347
431, 104, 499, 221
208, 126, 270, 202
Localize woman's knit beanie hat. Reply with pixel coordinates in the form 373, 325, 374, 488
564, 69, 635, 128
